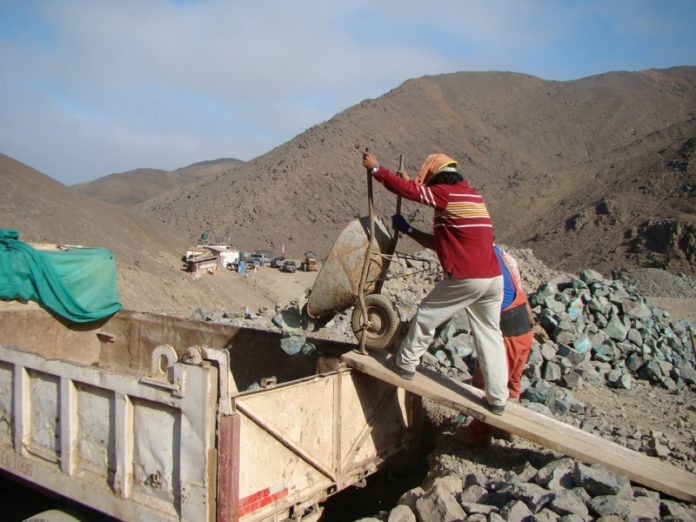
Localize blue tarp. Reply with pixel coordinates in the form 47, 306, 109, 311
0, 229, 122, 322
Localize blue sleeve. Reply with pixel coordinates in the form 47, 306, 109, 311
494, 246, 516, 309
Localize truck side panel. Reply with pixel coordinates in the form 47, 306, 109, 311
0, 345, 217, 522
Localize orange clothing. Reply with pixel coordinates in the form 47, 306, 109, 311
466, 254, 533, 444
472, 268, 533, 397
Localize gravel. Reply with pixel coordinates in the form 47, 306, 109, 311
617, 268, 696, 299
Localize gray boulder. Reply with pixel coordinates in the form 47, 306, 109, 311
530, 508, 561, 521
414, 483, 466, 521
573, 463, 632, 497
459, 484, 487, 504
500, 499, 534, 522
460, 501, 498, 516
397, 486, 425, 511
627, 494, 660, 521
536, 458, 575, 489
549, 489, 589, 518
588, 495, 632, 518
511, 482, 555, 513
660, 499, 696, 520
387, 504, 416, 522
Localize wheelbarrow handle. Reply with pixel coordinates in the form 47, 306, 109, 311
394, 153, 404, 223
389, 153, 405, 248
357, 149, 377, 353
373, 154, 404, 297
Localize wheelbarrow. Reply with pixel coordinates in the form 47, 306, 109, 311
304, 154, 430, 352
304, 215, 399, 350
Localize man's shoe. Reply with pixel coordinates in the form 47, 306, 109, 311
487, 403, 505, 416
388, 358, 416, 381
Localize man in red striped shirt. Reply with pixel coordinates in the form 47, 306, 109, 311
362, 151, 508, 415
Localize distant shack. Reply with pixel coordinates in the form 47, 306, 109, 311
185, 244, 239, 273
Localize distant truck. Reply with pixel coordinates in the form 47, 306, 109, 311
300, 251, 318, 272
0, 302, 419, 521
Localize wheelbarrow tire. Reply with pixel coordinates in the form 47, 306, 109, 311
351, 294, 399, 350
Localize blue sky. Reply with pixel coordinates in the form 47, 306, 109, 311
1, 0, 694, 185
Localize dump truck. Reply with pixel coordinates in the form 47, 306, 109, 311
300, 252, 317, 272
0, 302, 421, 521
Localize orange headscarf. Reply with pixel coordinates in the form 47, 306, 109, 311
416, 153, 458, 186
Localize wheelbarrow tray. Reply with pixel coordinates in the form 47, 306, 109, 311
306, 216, 393, 319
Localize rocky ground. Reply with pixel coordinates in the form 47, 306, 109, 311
123, 240, 696, 522
209, 246, 696, 522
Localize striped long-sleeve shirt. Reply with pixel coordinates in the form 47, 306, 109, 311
373, 165, 501, 279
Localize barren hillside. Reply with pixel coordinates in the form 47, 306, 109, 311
136, 68, 696, 274
2, 68, 696, 521
0, 154, 281, 315
74, 158, 243, 207
3, 67, 696, 319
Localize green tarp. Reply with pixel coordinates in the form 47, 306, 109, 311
0, 229, 122, 322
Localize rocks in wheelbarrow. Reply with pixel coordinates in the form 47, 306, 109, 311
279, 334, 316, 356
273, 306, 303, 331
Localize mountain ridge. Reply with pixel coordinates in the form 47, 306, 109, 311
134, 68, 696, 273
74, 158, 244, 207
2, 67, 695, 318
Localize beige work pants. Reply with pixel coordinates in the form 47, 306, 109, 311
396, 275, 509, 406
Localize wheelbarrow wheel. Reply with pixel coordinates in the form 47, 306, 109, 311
351, 294, 399, 350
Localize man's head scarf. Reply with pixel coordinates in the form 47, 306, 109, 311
416, 153, 458, 186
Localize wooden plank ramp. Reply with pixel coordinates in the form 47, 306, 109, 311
342, 350, 696, 503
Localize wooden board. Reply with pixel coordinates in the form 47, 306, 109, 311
342, 350, 696, 503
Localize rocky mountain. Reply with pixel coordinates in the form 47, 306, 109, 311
73, 158, 243, 207
3, 67, 696, 521
3, 67, 695, 320
135, 67, 696, 274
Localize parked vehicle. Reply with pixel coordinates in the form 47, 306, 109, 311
247, 253, 266, 267
281, 260, 297, 273
0, 303, 419, 521
300, 251, 318, 272
271, 256, 286, 268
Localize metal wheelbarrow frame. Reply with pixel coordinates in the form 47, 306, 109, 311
305, 154, 431, 352
305, 216, 399, 350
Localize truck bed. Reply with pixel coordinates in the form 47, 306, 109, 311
0, 303, 419, 521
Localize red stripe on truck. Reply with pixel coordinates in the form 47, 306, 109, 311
217, 414, 241, 522
238, 486, 289, 517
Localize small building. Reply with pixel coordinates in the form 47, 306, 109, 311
186, 252, 219, 273
218, 250, 240, 269
185, 244, 240, 273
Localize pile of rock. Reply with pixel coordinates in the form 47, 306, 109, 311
189, 248, 696, 519
412, 268, 696, 413
616, 268, 696, 299
365, 255, 696, 520
529, 268, 695, 392
366, 459, 696, 521
397, 264, 696, 464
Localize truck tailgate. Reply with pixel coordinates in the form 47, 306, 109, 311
230, 371, 411, 521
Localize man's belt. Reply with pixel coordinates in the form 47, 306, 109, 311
500, 302, 532, 337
